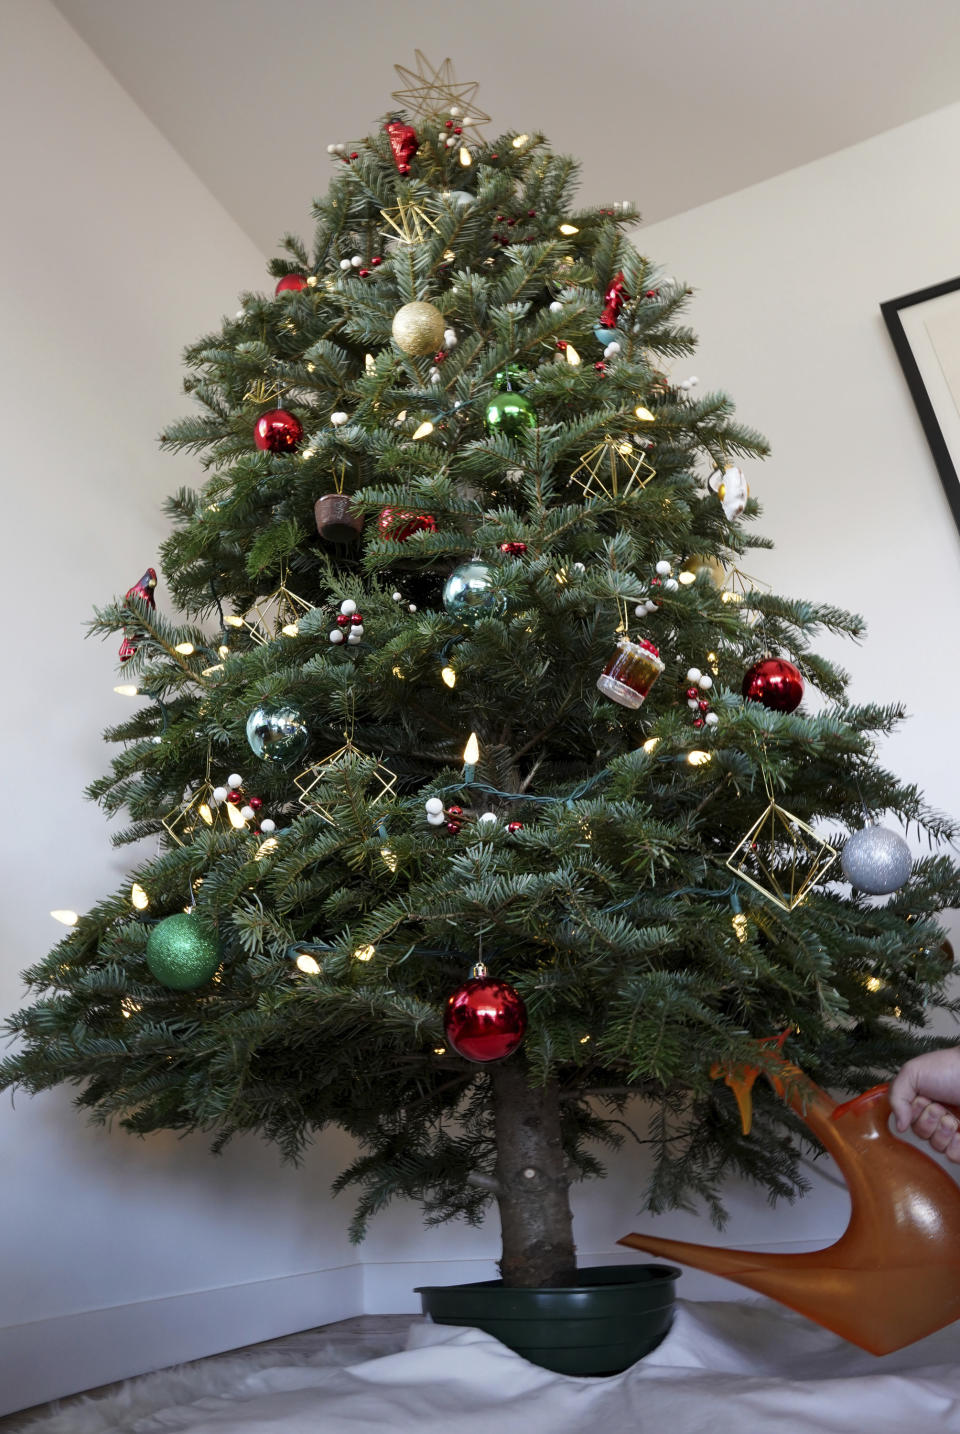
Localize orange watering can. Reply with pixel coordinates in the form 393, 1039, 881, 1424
619, 1040, 960, 1354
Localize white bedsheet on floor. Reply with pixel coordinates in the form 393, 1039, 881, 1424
123, 1300, 960, 1434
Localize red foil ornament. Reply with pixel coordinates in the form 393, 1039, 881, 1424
599, 270, 630, 329
742, 657, 804, 713
385, 118, 419, 175
254, 409, 303, 454
444, 967, 527, 1064
378, 507, 437, 542
118, 566, 157, 662
275, 274, 307, 294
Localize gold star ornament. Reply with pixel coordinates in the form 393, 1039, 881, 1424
392, 51, 490, 141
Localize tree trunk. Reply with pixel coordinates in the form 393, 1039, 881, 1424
490, 1056, 577, 1287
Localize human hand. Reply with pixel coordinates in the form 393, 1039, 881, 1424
889, 1048, 960, 1163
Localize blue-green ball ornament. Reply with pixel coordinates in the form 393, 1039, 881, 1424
484, 390, 537, 439
594, 325, 619, 347
145, 913, 221, 991
246, 703, 309, 766
443, 561, 508, 623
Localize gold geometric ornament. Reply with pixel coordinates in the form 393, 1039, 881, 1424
295, 739, 398, 827
241, 578, 314, 646
392, 51, 491, 142
243, 376, 283, 406
161, 748, 250, 845
380, 196, 440, 247
569, 437, 656, 501
720, 565, 771, 628
726, 800, 838, 912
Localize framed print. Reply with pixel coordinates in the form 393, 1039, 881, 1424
881, 276, 960, 533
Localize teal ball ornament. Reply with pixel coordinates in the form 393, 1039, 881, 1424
145, 913, 221, 991
594, 325, 619, 346
246, 703, 309, 766
443, 561, 508, 624
484, 390, 536, 439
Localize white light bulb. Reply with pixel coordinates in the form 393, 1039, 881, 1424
463, 733, 480, 766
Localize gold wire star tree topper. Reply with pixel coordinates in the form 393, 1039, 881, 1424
726, 780, 838, 912
295, 738, 398, 828
569, 437, 656, 501
392, 51, 490, 142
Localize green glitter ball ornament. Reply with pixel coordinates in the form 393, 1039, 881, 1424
245, 702, 309, 766
484, 390, 537, 439
443, 561, 508, 624
145, 913, 221, 991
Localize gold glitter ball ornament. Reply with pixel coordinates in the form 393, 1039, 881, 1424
392, 301, 445, 356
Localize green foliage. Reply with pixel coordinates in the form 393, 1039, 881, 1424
4, 102, 958, 1255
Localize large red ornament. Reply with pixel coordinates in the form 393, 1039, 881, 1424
385, 118, 419, 175
444, 966, 527, 1064
742, 657, 804, 713
599, 270, 630, 329
254, 409, 303, 454
118, 566, 157, 662
378, 507, 437, 542
275, 273, 307, 294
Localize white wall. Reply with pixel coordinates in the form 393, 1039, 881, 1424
0, 0, 359, 1414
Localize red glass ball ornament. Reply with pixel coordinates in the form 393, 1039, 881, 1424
742, 657, 804, 713
349, 612, 363, 626
254, 409, 303, 454
448, 806, 463, 817
528, 209, 537, 217
446, 821, 462, 834
378, 507, 438, 542
226, 790, 243, 805
454, 127, 463, 135
686, 686, 699, 700
500, 541, 528, 556
698, 699, 710, 712
249, 796, 263, 811
359, 268, 370, 277
507, 821, 524, 833
693, 718, 704, 729
444, 975, 527, 1063
371, 256, 382, 266
445, 119, 453, 128
275, 274, 307, 294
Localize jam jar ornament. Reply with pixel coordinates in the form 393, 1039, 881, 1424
597, 636, 665, 710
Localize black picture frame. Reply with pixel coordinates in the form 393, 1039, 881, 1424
881, 276, 960, 535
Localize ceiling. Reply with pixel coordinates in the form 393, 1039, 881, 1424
55, 0, 960, 257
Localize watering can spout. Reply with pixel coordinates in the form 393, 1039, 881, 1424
619, 1051, 960, 1354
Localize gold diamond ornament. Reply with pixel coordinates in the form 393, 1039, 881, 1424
726, 801, 838, 912
295, 741, 398, 827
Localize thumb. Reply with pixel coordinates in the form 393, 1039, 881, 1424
889, 1069, 919, 1132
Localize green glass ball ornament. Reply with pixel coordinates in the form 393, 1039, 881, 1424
245, 703, 309, 766
443, 561, 508, 623
484, 390, 537, 439
145, 913, 221, 991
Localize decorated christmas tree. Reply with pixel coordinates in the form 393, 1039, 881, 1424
4, 54, 959, 1294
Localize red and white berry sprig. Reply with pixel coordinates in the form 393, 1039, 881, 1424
210, 773, 277, 833
337, 254, 382, 278
684, 666, 717, 731
635, 559, 679, 616
424, 796, 524, 836
329, 598, 364, 645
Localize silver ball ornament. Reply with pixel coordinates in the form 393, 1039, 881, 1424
245, 703, 309, 766
443, 561, 508, 624
841, 825, 912, 895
